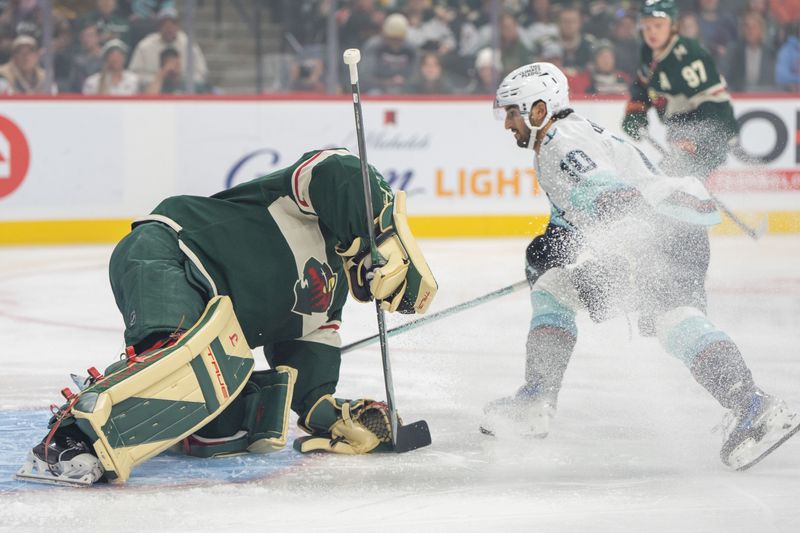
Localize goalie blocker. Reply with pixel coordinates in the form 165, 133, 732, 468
16, 296, 297, 486
337, 190, 437, 314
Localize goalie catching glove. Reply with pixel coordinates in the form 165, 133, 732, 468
337, 191, 437, 314
293, 395, 396, 454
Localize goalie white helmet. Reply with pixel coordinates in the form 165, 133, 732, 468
494, 62, 570, 132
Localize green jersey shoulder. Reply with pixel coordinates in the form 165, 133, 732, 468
634, 35, 732, 119
140, 148, 392, 348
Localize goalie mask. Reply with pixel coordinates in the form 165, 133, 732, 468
494, 62, 570, 138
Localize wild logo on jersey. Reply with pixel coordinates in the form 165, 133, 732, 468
292, 257, 337, 316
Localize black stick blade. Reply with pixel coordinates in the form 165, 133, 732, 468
394, 420, 432, 453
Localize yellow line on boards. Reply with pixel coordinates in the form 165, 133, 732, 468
0, 212, 799, 245
767, 211, 800, 234
408, 215, 550, 238
0, 219, 133, 245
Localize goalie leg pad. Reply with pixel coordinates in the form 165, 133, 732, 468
294, 395, 394, 454
183, 365, 297, 457
66, 295, 254, 483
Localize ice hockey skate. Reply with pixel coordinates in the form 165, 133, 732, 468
16, 431, 104, 487
719, 390, 800, 471
480, 383, 556, 438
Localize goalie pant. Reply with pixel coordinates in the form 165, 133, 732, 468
521, 110, 761, 416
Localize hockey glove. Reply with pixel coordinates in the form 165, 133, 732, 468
294, 395, 395, 454
337, 191, 437, 314
525, 225, 581, 288
622, 111, 648, 140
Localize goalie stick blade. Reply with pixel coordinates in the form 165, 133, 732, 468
735, 421, 800, 472
393, 420, 432, 453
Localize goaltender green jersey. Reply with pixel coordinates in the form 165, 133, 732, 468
628, 34, 737, 141
135, 149, 393, 349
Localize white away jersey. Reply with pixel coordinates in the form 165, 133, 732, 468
535, 113, 721, 231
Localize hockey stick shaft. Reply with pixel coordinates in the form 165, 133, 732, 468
343, 48, 400, 446
342, 279, 529, 354
640, 133, 763, 240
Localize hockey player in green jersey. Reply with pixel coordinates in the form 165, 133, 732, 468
17, 148, 438, 486
622, 0, 737, 178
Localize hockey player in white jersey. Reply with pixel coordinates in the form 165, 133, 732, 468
481, 61, 799, 470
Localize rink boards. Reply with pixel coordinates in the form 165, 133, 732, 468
0, 94, 798, 244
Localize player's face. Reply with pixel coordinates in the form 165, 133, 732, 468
641, 16, 673, 51
503, 106, 531, 148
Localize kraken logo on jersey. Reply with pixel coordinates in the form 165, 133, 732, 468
292, 257, 338, 316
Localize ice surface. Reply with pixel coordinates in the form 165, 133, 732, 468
1, 237, 799, 532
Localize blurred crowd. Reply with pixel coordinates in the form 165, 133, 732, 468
0, 0, 209, 94
281, 0, 800, 95
1, 0, 799, 95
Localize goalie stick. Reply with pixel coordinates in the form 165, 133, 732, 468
342, 280, 529, 354
343, 48, 431, 453
640, 132, 767, 240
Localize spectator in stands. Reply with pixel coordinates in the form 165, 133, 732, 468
726, 12, 776, 92
466, 46, 501, 94
586, 39, 629, 95
80, 0, 130, 45
53, 16, 74, 93
775, 23, 800, 91
0, 22, 13, 63
403, 0, 455, 56
289, 55, 325, 93
0, 0, 42, 39
439, 2, 482, 85
612, 13, 639, 76
520, 0, 558, 49
744, 0, 778, 49
557, 5, 594, 70
449, 0, 482, 60
406, 51, 454, 94
52, 1, 97, 20
82, 38, 139, 94
696, 0, 738, 60
279, 0, 329, 48
69, 22, 103, 92
129, 6, 208, 87
584, 1, 616, 41
361, 13, 417, 94
678, 12, 702, 40
144, 46, 209, 94
768, 0, 800, 28
340, 0, 383, 52
0, 34, 48, 94
470, 0, 500, 54
129, 0, 175, 48
498, 13, 532, 77
539, 38, 591, 94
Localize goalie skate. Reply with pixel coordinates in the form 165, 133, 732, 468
719, 390, 800, 471
16, 434, 104, 487
480, 383, 556, 438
